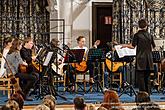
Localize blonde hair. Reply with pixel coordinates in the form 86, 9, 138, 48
5, 100, 19, 110
33, 104, 50, 110
42, 95, 56, 110
87, 104, 96, 110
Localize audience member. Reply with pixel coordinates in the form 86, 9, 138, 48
100, 90, 124, 110
5, 100, 19, 110
135, 91, 150, 106
74, 97, 87, 110
133, 91, 160, 110
10, 93, 24, 109
87, 104, 96, 110
33, 104, 50, 110
42, 95, 56, 110
97, 106, 108, 110
1, 105, 11, 110
136, 102, 160, 110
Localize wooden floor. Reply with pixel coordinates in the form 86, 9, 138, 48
23, 102, 165, 110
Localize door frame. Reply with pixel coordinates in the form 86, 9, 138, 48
92, 2, 113, 44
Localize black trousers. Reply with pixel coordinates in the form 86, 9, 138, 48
136, 70, 151, 94
64, 61, 94, 86
15, 72, 39, 97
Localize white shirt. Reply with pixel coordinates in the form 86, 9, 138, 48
73, 46, 88, 53
0, 48, 9, 77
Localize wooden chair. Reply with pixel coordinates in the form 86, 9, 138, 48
112, 72, 122, 88
0, 77, 19, 98
75, 71, 89, 92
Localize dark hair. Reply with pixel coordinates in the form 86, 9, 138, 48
3, 37, 13, 47
138, 19, 148, 29
138, 102, 161, 110
74, 97, 86, 110
10, 93, 24, 109
135, 91, 150, 105
8, 38, 22, 54
50, 38, 59, 48
76, 36, 85, 43
1, 105, 11, 110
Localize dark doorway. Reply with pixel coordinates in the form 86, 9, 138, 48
92, 2, 113, 48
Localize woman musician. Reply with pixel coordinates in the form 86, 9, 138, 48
4, 38, 36, 100
65, 36, 100, 91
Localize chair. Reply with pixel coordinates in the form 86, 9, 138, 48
0, 77, 19, 98
112, 72, 122, 88
75, 71, 90, 92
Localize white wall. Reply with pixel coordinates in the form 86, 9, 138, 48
57, 0, 113, 47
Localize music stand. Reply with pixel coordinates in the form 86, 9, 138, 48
64, 49, 85, 93
39, 51, 67, 100
86, 48, 106, 93
64, 49, 85, 63
118, 55, 137, 97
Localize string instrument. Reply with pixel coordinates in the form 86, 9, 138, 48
51, 63, 64, 75
105, 59, 126, 72
2, 53, 24, 98
105, 51, 126, 72
72, 61, 87, 72
32, 46, 43, 73
71, 40, 100, 72
32, 61, 42, 73
18, 64, 28, 73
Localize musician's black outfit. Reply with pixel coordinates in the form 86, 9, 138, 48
19, 47, 39, 98
132, 30, 156, 94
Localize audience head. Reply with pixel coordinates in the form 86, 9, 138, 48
135, 91, 150, 106
8, 38, 22, 54
97, 107, 107, 110
101, 90, 124, 110
87, 104, 96, 110
73, 96, 86, 110
42, 95, 56, 110
33, 104, 50, 110
10, 93, 24, 109
138, 102, 161, 110
5, 99, 19, 110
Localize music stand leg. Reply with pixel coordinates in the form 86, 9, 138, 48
86, 62, 104, 93
119, 62, 137, 97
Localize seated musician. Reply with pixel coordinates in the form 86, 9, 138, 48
65, 36, 100, 91
105, 41, 127, 87
20, 37, 39, 100
4, 38, 30, 99
0, 36, 14, 77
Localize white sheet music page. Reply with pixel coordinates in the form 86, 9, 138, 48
114, 45, 136, 58
43, 52, 53, 66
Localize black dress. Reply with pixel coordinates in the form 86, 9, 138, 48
132, 30, 156, 71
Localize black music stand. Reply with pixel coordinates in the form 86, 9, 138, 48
39, 51, 67, 100
64, 49, 85, 93
118, 55, 137, 97
86, 48, 106, 93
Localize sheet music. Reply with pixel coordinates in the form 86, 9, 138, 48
43, 52, 53, 66
114, 45, 136, 58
